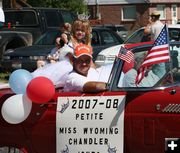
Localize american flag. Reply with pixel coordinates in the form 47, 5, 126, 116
117, 46, 134, 63
136, 24, 170, 84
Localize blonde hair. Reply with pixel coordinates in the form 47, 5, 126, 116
71, 20, 84, 36
71, 19, 92, 46
82, 20, 92, 46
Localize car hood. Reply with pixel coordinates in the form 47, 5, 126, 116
4, 45, 55, 56
97, 41, 154, 57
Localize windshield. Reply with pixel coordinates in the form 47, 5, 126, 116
4, 10, 38, 26
61, 11, 77, 23
125, 27, 180, 43
124, 28, 150, 43
34, 30, 61, 45
115, 42, 180, 88
116, 26, 127, 31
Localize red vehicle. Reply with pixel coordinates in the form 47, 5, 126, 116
0, 41, 180, 153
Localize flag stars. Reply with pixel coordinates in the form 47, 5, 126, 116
154, 27, 168, 46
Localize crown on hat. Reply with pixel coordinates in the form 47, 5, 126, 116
77, 13, 90, 21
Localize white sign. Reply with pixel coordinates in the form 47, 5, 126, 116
56, 95, 126, 153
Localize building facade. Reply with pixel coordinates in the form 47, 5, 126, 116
1, 0, 180, 32
86, 0, 180, 31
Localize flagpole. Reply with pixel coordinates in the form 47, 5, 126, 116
166, 24, 174, 81
166, 24, 171, 60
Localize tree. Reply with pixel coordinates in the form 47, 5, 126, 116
27, 0, 88, 14
27, 0, 47, 7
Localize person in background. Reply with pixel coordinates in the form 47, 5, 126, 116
32, 19, 93, 87
63, 44, 107, 93
122, 52, 144, 87
60, 19, 96, 66
59, 22, 72, 47
122, 52, 161, 87
58, 19, 92, 60
144, 10, 166, 78
36, 37, 61, 68
32, 44, 74, 87
36, 23, 72, 68
144, 10, 164, 41
47, 37, 62, 63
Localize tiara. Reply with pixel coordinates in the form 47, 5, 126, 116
77, 13, 90, 20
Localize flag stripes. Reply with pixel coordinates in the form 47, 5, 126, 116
117, 48, 134, 63
135, 24, 170, 84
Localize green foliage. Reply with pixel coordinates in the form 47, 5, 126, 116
27, 0, 47, 7
0, 72, 10, 83
27, 0, 89, 14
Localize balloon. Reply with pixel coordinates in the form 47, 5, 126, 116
26, 77, 55, 104
9, 69, 33, 94
1, 94, 32, 124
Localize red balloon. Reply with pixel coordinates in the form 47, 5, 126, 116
26, 77, 55, 104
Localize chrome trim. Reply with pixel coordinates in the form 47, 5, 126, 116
162, 104, 180, 113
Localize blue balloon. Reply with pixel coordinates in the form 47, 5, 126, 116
9, 69, 33, 94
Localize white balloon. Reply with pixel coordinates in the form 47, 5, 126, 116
1, 94, 32, 124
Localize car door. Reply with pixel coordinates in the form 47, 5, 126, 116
122, 85, 180, 153
24, 101, 57, 153
109, 42, 180, 153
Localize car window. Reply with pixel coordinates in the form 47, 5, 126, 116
61, 11, 76, 24
117, 50, 168, 88
34, 31, 60, 45
4, 10, 38, 26
101, 30, 119, 44
117, 26, 127, 31
44, 10, 75, 28
126, 27, 180, 44
44, 11, 61, 27
106, 26, 116, 31
116, 43, 180, 88
160, 43, 180, 85
125, 29, 147, 43
104, 25, 127, 32
91, 31, 100, 46
169, 28, 180, 41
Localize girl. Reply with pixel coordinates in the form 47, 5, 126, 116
69, 19, 91, 48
